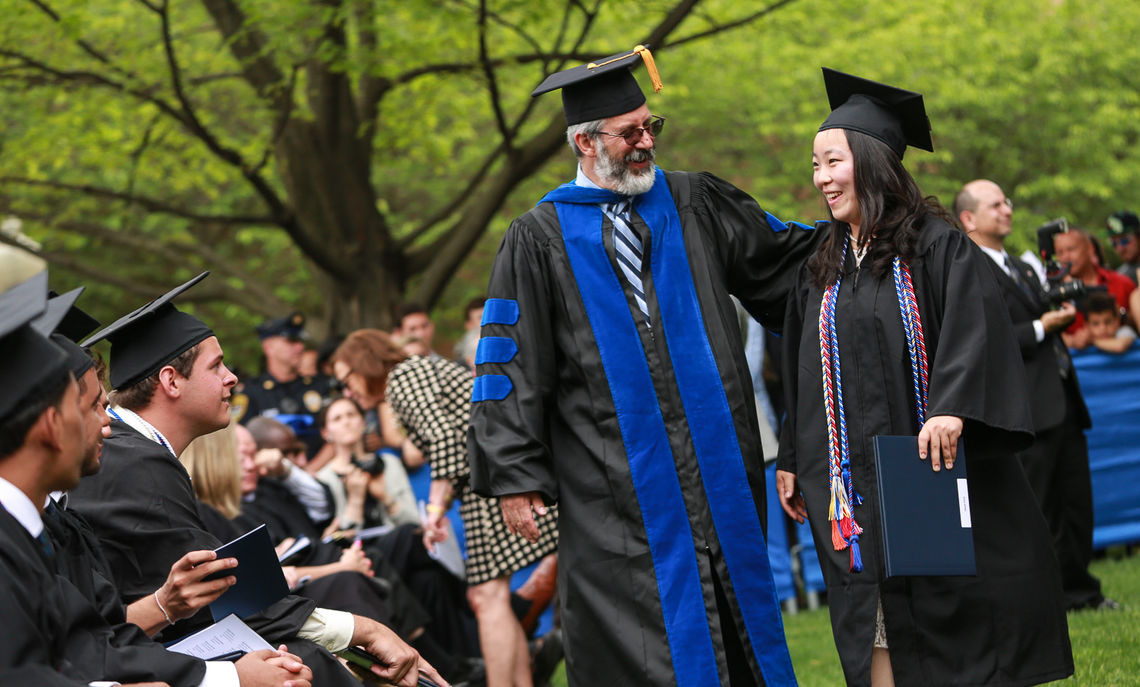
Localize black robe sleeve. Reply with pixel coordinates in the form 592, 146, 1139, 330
916, 223, 1035, 456
691, 172, 824, 331
469, 214, 561, 502
776, 263, 811, 476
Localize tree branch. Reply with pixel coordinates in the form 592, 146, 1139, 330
398, 145, 503, 247
28, 0, 143, 82
355, 0, 384, 145
0, 207, 288, 314
478, 0, 513, 151
400, 0, 604, 250
0, 177, 276, 226
661, 0, 799, 49
448, 0, 544, 56
197, 0, 290, 107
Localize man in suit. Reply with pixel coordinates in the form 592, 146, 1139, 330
955, 179, 1115, 611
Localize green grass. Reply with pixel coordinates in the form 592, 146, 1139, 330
549, 552, 1140, 686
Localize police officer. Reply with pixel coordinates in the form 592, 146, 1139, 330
233, 312, 332, 456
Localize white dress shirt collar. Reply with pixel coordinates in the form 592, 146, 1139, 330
0, 474, 44, 538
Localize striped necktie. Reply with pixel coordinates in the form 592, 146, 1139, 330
606, 199, 651, 324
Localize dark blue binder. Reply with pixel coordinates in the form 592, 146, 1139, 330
206, 524, 290, 620
873, 435, 976, 577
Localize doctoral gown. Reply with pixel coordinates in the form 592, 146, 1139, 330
470, 170, 820, 687
777, 218, 1074, 686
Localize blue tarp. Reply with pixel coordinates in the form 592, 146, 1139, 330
1071, 343, 1140, 549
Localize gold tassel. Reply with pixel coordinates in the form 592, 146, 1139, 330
586, 45, 663, 93
633, 45, 662, 93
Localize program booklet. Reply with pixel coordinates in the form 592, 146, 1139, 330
206, 524, 290, 619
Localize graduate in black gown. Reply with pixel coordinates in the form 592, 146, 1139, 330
774, 69, 1073, 687
33, 288, 323, 687
469, 47, 820, 687
68, 273, 447, 687
0, 262, 308, 687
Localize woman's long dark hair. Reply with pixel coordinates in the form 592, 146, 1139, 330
807, 129, 949, 289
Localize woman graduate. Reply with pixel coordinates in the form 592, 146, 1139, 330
775, 69, 1073, 687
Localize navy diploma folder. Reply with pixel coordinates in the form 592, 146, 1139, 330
206, 524, 290, 620
873, 435, 976, 577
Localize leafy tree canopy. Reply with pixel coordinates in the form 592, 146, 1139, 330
1, 0, 1137, 370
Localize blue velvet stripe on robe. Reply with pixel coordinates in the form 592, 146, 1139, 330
542, 168, 796, 687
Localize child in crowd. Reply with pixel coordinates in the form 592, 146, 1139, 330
1079, 291, 1137, 353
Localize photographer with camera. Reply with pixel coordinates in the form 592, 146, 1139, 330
1051, 228, 1136, 349
956, 179, 1116, 611
315, 397, 420, 530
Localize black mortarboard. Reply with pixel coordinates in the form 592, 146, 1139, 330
82, 272, 214, 390
818, 68, 933, 159
532, 45, 662, 125
256, 312, 308, 341
39, 288, 101, 343
33, 288, 100, 379
0, 258, 70, 422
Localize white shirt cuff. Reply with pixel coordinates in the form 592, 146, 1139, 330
200, 660, 240, 687
1033, 319, 1046, 343
297, 607, 356, 653
284, 464, 332, 522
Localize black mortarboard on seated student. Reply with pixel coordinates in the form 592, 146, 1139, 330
0, 254, 70, 423
32, 288, 101, 379
532, 44, 662, 125
81, 272, 214, 391
818, 68, 933, 159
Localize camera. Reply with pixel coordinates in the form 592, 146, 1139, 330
1034, 217, 1106, 306
1035, 218, 1087, 306
352, 453, 386, 476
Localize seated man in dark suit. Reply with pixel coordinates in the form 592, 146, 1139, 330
956, 179, 1116, 611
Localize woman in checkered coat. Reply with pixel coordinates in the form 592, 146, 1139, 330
333, 329, 557, 687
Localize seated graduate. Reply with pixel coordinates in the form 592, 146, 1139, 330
0, 255, 307, 687
32, 287, 314, 687
67, 272, 447, 687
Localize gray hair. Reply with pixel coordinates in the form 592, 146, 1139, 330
566, 118, 605, 157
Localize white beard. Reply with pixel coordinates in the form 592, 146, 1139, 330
595, 145, 656, 196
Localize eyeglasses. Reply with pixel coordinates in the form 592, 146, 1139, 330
1110, 234, 1135, 246
597, 115, 665, 145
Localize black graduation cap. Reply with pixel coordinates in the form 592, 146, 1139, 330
32, 288, 100, 380
532, 45, 662, 125
818, 68, 933, 159
82, 272, 214, 391
0, 268, 70, 423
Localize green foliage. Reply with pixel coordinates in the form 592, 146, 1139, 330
4, 0, 1140, 368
